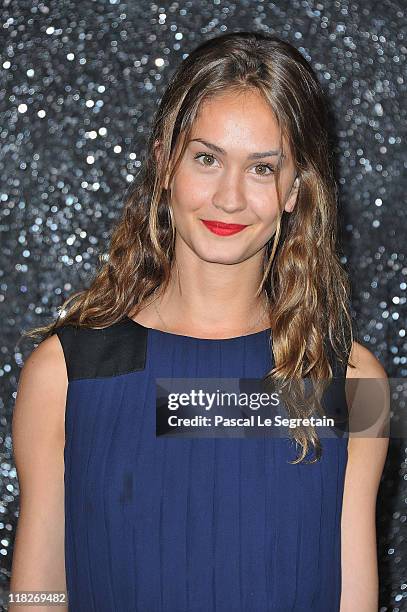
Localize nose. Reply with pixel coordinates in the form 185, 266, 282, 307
212, 171, 247, 214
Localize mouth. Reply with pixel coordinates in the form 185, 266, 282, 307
201, 219, 249, 236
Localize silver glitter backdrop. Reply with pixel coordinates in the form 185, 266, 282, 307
0, 0, 406, 609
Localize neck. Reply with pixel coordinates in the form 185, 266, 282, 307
147, 252, 269, 337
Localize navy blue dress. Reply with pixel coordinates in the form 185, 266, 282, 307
54, 316, 349, 611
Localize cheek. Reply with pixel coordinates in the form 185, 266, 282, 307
171, 168, 211, 212
252, 197, 279, 223
251, 201, 280, 243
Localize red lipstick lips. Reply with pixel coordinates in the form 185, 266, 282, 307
201, 219, 248, 236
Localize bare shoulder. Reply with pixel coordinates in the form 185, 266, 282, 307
16, 333, 67, 401
346, 340, 387, 379
12, 333, 68, 446
345, 340, 389, 438
18, 333, 66, 377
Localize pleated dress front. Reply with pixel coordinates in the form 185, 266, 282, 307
54, 316, 349, 612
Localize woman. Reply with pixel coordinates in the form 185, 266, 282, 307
10, 31, 388, 611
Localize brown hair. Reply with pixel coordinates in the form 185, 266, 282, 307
21, 31, 355, 463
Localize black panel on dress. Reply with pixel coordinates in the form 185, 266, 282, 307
53, 317, 148, 381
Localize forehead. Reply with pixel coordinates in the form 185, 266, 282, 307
192, 89, 280, 136
185, 89, 292, 159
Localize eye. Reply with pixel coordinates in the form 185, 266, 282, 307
253, 163, 275, 176
194, 152, 218, 167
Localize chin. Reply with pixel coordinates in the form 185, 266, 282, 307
194, 247, 250, 265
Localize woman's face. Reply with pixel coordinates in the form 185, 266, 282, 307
164, 89, 299, 266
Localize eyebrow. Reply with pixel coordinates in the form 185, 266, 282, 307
188, 138, 284, 160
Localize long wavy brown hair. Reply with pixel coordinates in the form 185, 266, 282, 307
21, 31, 355, 463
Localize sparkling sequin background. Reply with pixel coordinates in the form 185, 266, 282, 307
0, 0, 405, 609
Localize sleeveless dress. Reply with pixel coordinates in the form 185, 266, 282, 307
54, 316, 350, 612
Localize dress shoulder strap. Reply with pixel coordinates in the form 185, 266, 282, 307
52, 318, 148, 382
321, 326, 354, 436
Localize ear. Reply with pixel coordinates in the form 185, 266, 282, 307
284, 175, 300, 213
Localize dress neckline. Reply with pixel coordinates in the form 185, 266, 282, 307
124, 316, 272, 342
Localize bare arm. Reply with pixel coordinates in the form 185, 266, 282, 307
9, 334, 68, 611
340, 341, 389, 612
